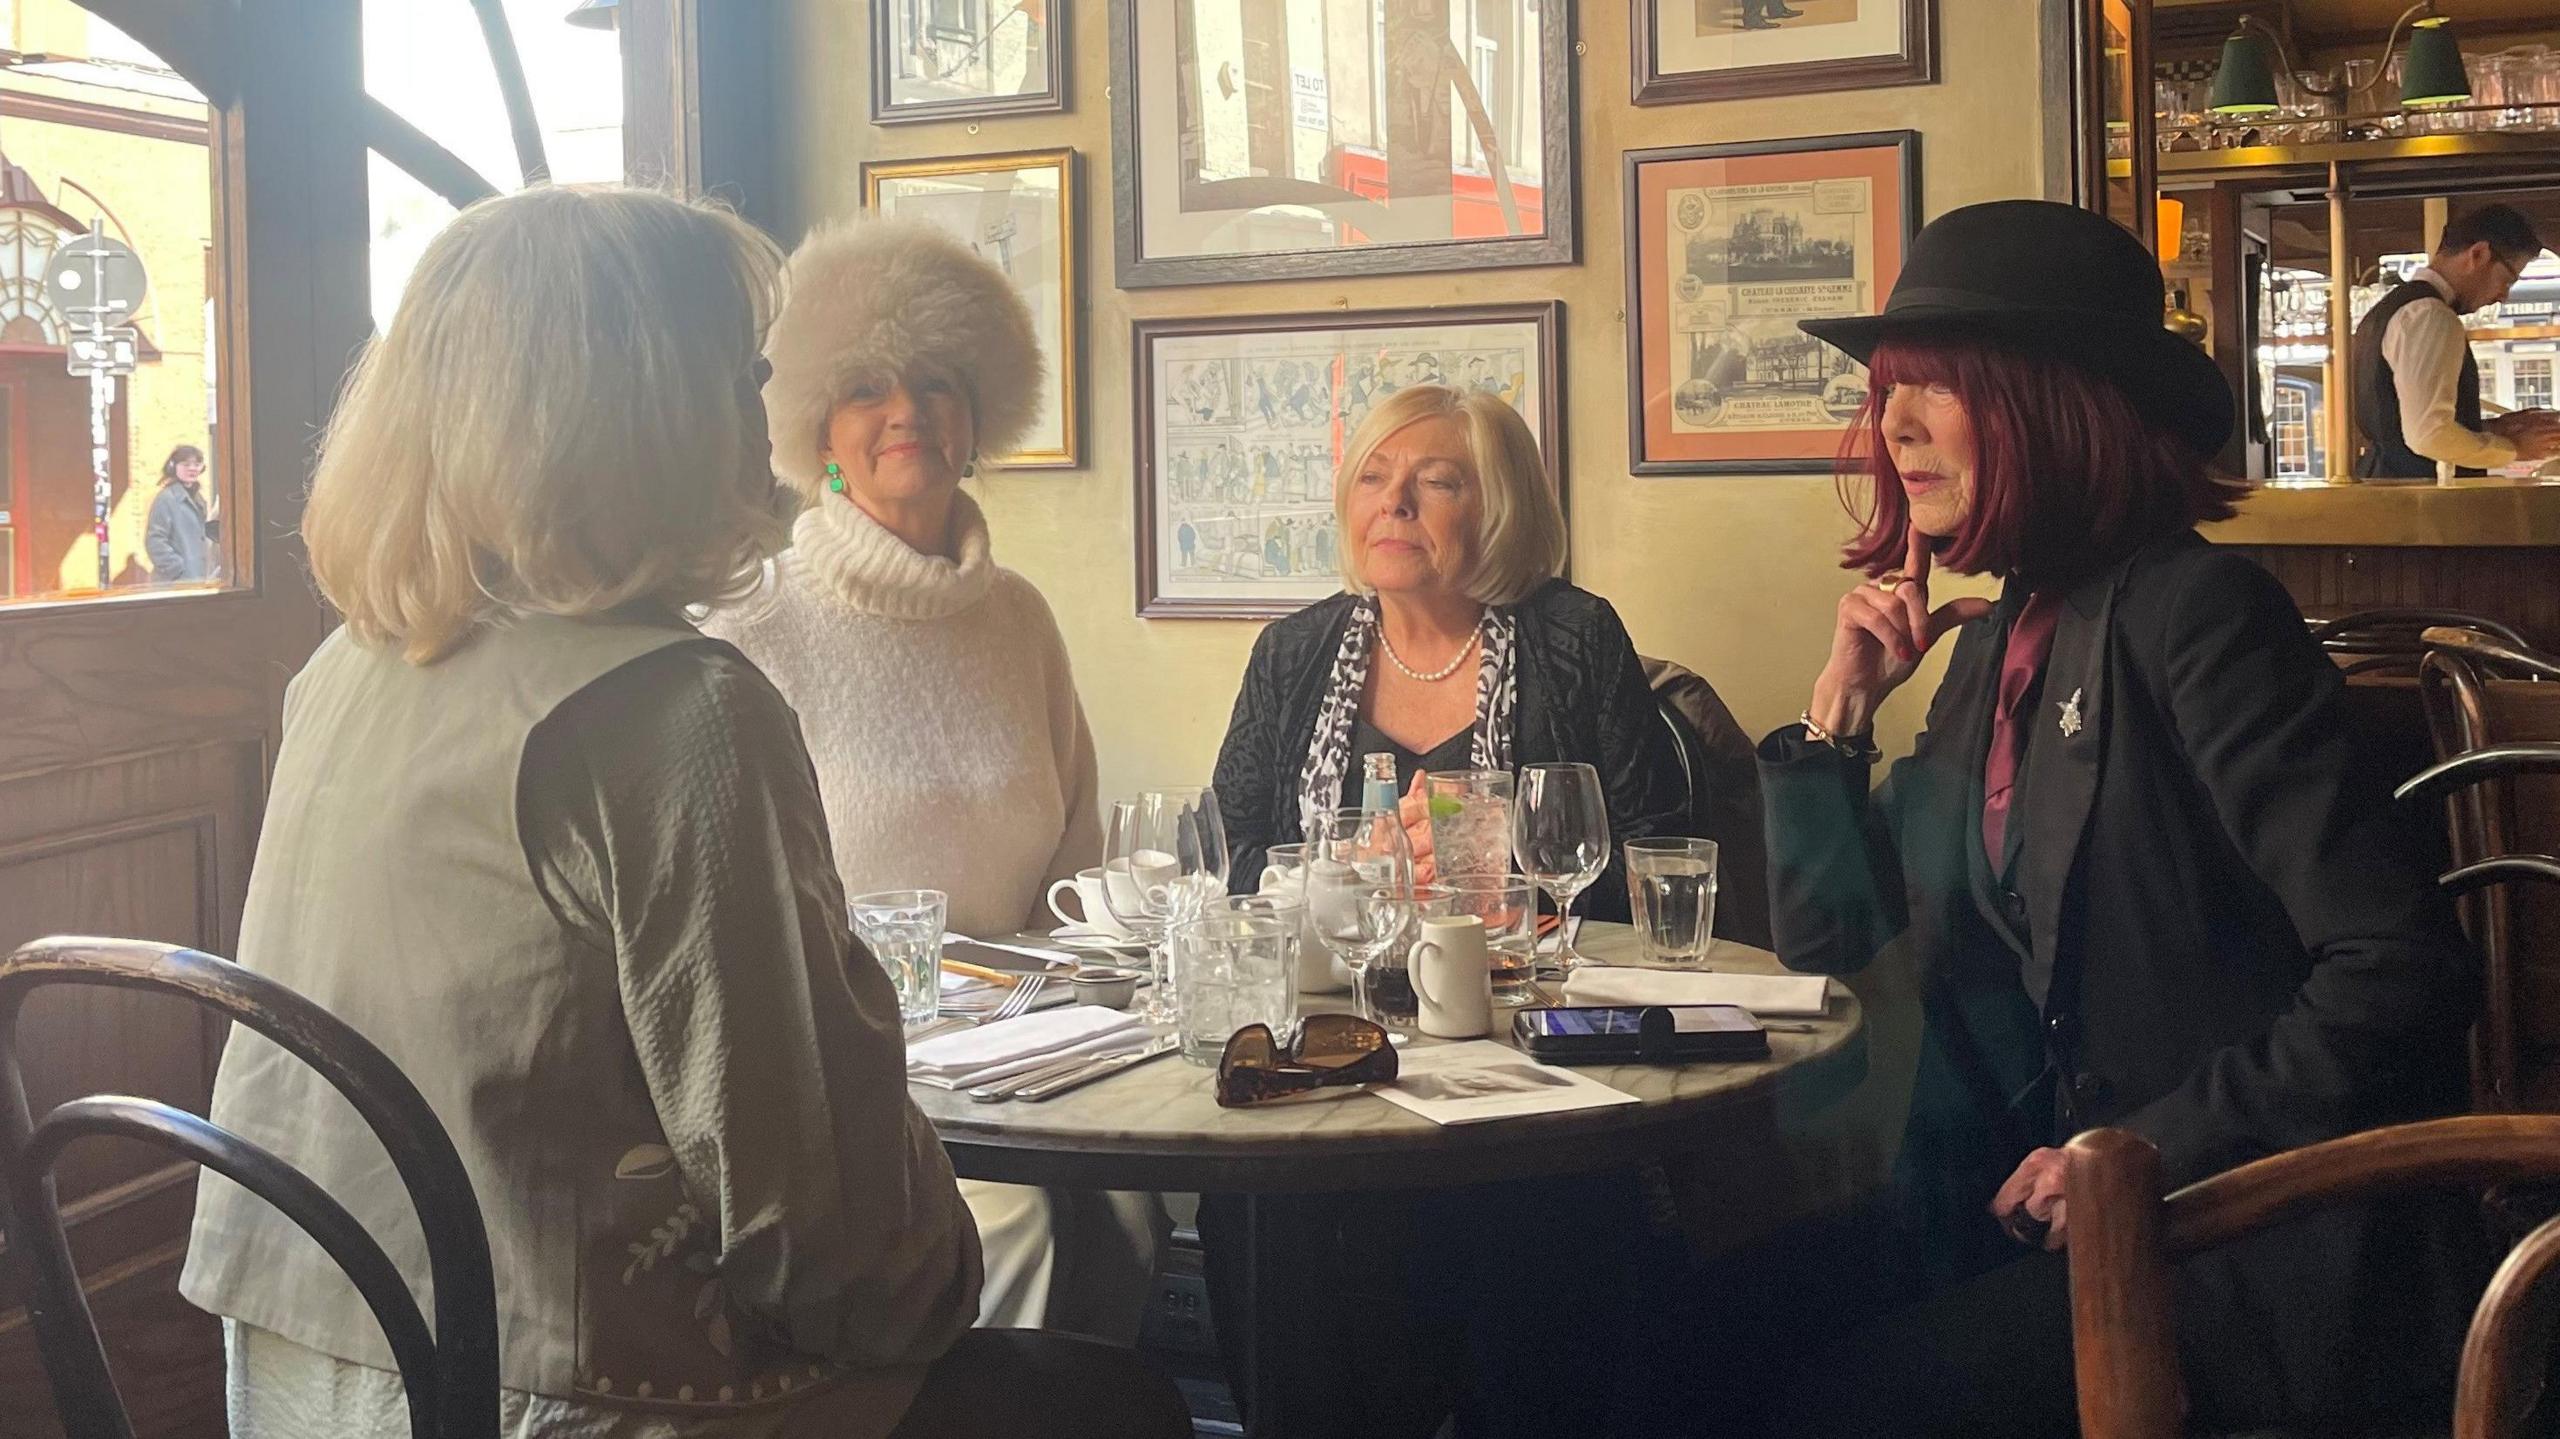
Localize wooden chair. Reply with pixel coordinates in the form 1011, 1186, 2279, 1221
0, 936, 498, 1439
2067, 1115, 2560, 1439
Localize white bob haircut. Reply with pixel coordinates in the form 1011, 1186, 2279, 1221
1334, 383, 1565, 607
304, 185, 786, 663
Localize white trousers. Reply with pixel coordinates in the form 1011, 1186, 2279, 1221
960, 1180, 1169, 1344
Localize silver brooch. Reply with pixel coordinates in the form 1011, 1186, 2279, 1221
2058, 687, 2084, 737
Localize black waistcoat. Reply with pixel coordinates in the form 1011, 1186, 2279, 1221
2353, 278, 2485, 478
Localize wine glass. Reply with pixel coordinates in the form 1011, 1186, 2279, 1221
1103, 788, 1229, 1024
1304, 806, 1415, 892
1511, 762, 1608, 971
1312, 881, 1417, 1027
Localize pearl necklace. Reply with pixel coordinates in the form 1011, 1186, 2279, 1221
1379, 626, 1478, 683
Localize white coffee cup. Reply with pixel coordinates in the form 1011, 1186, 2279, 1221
1046, 867, 1135, 937
1265, 856, 1354, 992
1409, 914, 1493, 1039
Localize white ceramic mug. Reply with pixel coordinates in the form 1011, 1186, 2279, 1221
1266, 853, 1354, 992
1046, 867, 1136, 937
1408, 914, 1493, 1039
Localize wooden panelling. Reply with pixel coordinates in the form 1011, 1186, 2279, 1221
0, 1240, 225, 1439
2228, 544, 2560, 651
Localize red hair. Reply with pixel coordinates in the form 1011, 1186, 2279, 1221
1836, 332, 2242, 587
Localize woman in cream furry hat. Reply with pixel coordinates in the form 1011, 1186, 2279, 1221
700, 215, 1166, 1344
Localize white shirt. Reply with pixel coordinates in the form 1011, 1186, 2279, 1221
2379, 267, 2517, 472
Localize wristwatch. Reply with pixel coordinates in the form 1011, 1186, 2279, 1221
1799, 709, 1882, 762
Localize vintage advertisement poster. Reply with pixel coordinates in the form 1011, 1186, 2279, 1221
1139, 308, 1557, 616
1627, 134, 1913, 474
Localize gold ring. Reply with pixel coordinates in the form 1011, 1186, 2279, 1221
1873, 571, 1908, 594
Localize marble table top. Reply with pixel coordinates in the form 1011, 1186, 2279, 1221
911, 923, 1867, 1194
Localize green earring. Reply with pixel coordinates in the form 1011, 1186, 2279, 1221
825, 461, 844, 494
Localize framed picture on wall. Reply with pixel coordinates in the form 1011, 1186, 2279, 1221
870, 0, 1066, 124
864, 149, 1082, 468
1107, 0, 1576, 289
1624, 131, 1918, 476
1134, 302, 1563, 618
1631, 0, 1936, 105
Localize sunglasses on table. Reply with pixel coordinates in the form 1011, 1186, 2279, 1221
1214, 1014, 1399, 1109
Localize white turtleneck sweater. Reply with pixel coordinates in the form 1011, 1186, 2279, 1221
701, 491, 1101, 938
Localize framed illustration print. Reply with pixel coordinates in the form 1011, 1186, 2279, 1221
1624, 131, 1917, 476
871, 0, 1066, 124
1135, 302, 1563, 618
864, 149, 1081, 468
1108, 0, 1576, 289
1631, 0, 1936, 105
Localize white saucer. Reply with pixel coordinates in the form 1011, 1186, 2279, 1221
1047, 926, 1147, 953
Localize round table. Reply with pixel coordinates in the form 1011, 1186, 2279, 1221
911, 923, 1866, 1437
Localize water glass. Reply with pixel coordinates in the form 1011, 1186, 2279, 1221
1625, 838, 1719, 968
1104, 788, 1230, 1024
1170, 898, 1300, 1065
1418, 875, 1538, 1007
1306, 806, 1415, 892
1308, 878, 1418, 1028
1423, 769, 1515, 883
849, 888, 946, 1026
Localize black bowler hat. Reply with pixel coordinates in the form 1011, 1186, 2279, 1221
1800, 200, 2234, 457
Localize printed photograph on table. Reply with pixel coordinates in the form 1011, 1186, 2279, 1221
1631, 0, 1936, 104
870, 0, 1065, 124
1107, 0, 1575, 288
864, 149, 1081, 467
1134, 302, 1562, 618
1624, 131, 1916, 475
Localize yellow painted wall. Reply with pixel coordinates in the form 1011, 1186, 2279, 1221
771, 0, 2042, 805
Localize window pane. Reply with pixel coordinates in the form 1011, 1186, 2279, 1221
363, 0, 623, 325
0, 13, 230, 604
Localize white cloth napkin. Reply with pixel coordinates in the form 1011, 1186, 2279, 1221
906, 1007, 1150, 1089
1560, 967, 1832, 1017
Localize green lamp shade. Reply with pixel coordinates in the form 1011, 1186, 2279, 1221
2400, 20, 2471, 108
2208, 33, 2281, 115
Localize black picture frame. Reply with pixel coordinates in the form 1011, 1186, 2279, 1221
1630, 0, 1937, 106
870, 0, 1069, 126
1108, 0, 1578, 289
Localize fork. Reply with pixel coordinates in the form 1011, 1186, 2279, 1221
985, 975, 1048, 1024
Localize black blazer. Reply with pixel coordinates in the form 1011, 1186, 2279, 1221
1211, 579, 1690, 923
1760, 533, 2481, 1418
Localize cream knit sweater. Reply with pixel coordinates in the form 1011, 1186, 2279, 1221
701, 491, 1101, 938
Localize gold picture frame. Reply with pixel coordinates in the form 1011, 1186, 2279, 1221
863, 148, 1083, 469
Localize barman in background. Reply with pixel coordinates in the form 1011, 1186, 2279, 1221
2350, 202, 2560, 477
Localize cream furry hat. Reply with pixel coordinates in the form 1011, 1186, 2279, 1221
763, 214, 1045, 494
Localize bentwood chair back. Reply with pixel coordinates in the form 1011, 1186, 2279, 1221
2311, 610, 2540, 679
2406, 660, 2560, 1112
2065, 1115, 2560, 1439
1641, 655, 1771, 949
0, 937, 498, 1439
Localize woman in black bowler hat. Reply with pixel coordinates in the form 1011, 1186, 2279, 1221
1711, 199, 2482, 1437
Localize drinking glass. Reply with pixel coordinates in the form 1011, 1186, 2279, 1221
1511, 762, 1609, 971
1169, 897, 1299, 1065
849, 888, 946, 1026
1624, 838, 1720, 968
1423, 769, 1514, 884
1103, 788, 1229, 1024
1309, 881, 1418, 1029
1417, 876, 1538, 1007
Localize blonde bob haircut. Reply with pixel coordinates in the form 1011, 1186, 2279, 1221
303, 185, 787, 663
1335, 383, 1564, 607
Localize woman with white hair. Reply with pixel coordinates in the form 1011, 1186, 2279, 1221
1211, 382, 1689, 918
182, 186, 1186, 1439
700, 215, 1163, 1344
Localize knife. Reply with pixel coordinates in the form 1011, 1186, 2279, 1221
947, 935, 1082, 967
965, 1049, 1111, 1103
1013, 1038, 1181, 1102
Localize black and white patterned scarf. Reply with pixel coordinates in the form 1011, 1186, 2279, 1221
1296, 595, 1518, 834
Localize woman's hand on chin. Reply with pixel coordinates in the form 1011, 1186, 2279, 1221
1808, 529, 1991, 738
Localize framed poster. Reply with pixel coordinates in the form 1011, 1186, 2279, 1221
1631, 0, 1936, 105
1134, 302, 1563, 618
871, 0, 1066, 125
864, 149, 1081, 468
1624, 131, 1917, 476
1108, 0, 1576, 289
